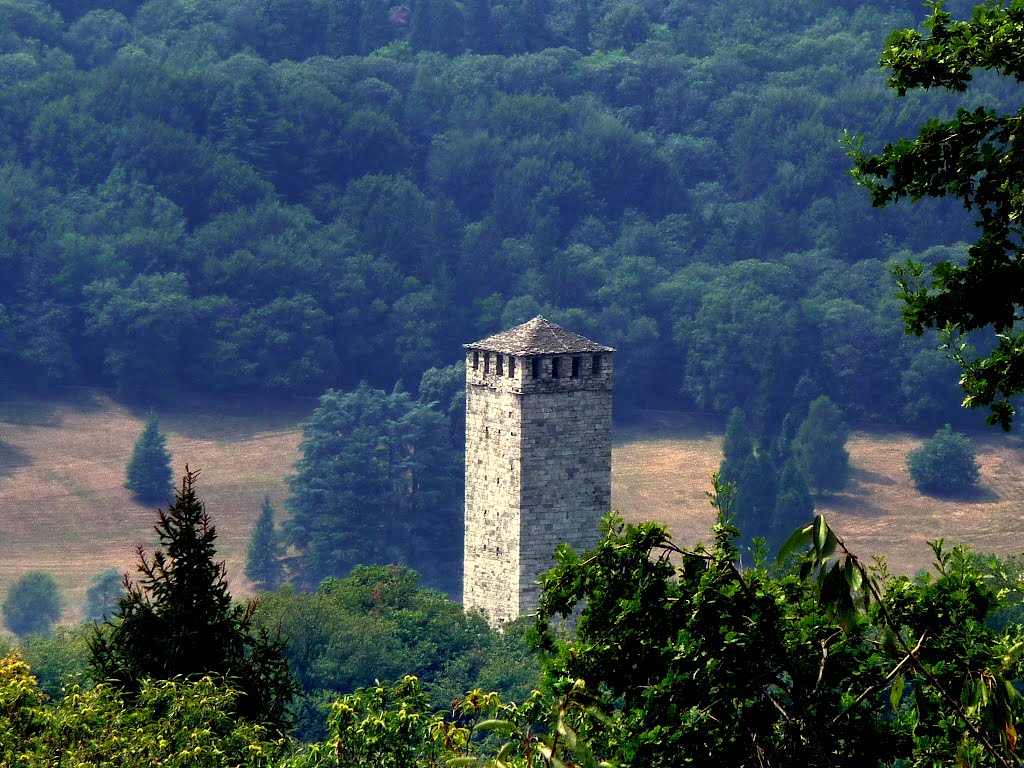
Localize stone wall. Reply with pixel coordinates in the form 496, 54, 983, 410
463, 349, 613, 625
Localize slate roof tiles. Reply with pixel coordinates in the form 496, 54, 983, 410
466, 316, 614, 355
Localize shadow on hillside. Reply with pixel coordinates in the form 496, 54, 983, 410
817, 492, 888, 519
919, 484, 999, 504
614, 409, 721, 445
0, 388, 106, 429
141, 394, 316, 442
0, 441, 33, 478
848, 467, 897, 490
0, 399, 62, 427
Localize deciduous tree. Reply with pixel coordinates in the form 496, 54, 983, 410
907, 423, 981, 495
849, 0, 1024, 428
2, 572, 62, 637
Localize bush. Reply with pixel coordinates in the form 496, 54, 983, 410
3, 572, 62, 636
907, 424, 980, 494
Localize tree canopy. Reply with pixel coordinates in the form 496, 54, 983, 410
286, 385, 461, 592
0, 0, 1001, 432
850, 0, 1024, 429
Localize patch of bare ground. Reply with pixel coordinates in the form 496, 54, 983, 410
613, 411, 1024, 576
0, 389, 310, 627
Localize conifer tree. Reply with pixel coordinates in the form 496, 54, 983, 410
771, 458, 814, 538
791, 396, 851, 493
246, 494, 284, 592
91, 467, 296, 731
719, 406, 753, 485
124, 411, 173, 504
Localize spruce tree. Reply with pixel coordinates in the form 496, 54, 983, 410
124, 411, 173, 504
91, 467, 297, 731
791, 396, 851, 493
771, 458, 814, 539
246, 494, 284, 592
719, 406, 754, 485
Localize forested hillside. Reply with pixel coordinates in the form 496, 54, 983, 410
0, 0, 1008, 426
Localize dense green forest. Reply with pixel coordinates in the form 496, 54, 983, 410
0, 0, 1011, 428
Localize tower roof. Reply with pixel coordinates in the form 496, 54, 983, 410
466, 316, 614, 355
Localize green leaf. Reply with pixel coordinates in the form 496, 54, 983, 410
843, 560, 863, 593
472, 718, 516, 735
776, 522, 814, 564
813, 515, 828, 554
890, 674, 905, 710
446, 759, 481, 767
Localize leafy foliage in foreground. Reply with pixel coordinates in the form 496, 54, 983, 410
850, 0, 1024, 428
0, 655, 288, 768
7, 494, 1024, 766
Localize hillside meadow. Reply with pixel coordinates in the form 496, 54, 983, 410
2, 390, 1024, 625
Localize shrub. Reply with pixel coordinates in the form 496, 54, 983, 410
907, 424, 980, 494
3, 572, 62, 636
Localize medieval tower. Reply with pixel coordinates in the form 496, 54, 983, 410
463, 316, 614, 625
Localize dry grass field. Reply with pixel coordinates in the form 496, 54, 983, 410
3, 394, 1024, 627
0, 389, 310, 624
613, 410, 1024, 574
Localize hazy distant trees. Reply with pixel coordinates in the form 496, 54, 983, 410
83, 568, 124, 623
246, 495, 284, 592
124, 412, 173, 504
792, 396, 850, 494
3, 571, 62, 636
0, 0, 988, 428
718, 397, 853, 549
907, 424, 981, 495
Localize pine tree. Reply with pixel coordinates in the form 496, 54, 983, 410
246, 494, 284, 592
91, 467, 297, 731
124, 411, 173, 504
771, 458, 814, 539
719, 406, 753, 485
791, 396, 850, 493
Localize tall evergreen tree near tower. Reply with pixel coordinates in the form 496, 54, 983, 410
124, 411, 173, 504
91, 467, 296, 731
246, 494, 284, 592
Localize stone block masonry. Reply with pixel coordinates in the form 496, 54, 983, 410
463, 317, 614, 626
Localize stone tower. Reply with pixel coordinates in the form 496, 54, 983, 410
463, 316, 614, 625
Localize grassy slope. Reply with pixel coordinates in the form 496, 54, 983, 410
613, 411, 1024, 573
2, 394, 1024, 626
0, 390, 310, 624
